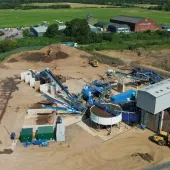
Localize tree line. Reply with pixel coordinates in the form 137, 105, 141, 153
148, 0, 170, 11
0, 0, 166, 5
0, 3, 71, 9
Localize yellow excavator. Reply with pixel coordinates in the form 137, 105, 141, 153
44, 48, 51, 56
152, 131, 170, 146
89, 60, 99, 67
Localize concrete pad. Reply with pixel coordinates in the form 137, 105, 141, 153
27, 108, 53, 115
30, 78, 35, 87
63, 115, 82, 127
76, 121, 97, 136
81, 119, 132, 141
25, 74, 32, 84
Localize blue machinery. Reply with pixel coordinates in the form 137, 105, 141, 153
31, 68, 162, 123
113, 67, 163, 84
40, 68, 86, 113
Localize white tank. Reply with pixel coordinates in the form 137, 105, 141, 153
50, 84, 56, 96
40, 83, 50, 93
30, 78, 35, 87
25, 74, 32, 84
20, 71, 29, 81
90, 103, 122, 126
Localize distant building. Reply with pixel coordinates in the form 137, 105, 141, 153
110, 16, 161, 32
30, 25, 66, 37
88, 24, 101, 33
30, 26, 48, 37
87, 18, 98, 25
108, 23, 130, 33
161, 25, 170, 31
94, 22, 113, 32
58, 25, 66, 30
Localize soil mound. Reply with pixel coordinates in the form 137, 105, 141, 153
5, 44, 92, 63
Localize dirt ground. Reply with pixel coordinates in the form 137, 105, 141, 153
0, 45, 170, 170
97, 49, 170, 76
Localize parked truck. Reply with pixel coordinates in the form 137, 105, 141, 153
60, 42, 78, 48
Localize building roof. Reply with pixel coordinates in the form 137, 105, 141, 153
32, 26, 48, 33
111, 16, 145, 24
108, 23, 129, 28
88, 24, 97, 29
37, 126, 53, 134
94, 21, 113, 27
139, 78, 170, 98
58, 25, 66, 30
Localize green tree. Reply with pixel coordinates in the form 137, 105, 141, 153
64, 18, 91, 38
22, 29, 30, 37
44, 23, 59, 38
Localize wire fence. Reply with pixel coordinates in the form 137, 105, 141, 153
0, 46, 44, 62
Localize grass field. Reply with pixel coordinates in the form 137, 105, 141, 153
24, 2, 111, 8
0, 8, 170, 27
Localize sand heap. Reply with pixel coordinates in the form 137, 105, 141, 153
6, 44, 92, 63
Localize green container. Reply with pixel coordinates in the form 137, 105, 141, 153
36, 126, 54, 140
19, 128, 33, 143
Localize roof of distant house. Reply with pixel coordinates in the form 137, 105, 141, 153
32, 26, 48, 33
111, 16, 145, 24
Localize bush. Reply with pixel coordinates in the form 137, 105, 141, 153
0, 39, 19, 53
22, 29, 30, 38
44, 23, 59, 38
102, 33, 113, 42
128, 45, 137, 50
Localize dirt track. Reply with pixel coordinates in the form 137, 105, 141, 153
0, 45, 170, 170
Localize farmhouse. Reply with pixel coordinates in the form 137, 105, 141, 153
110, 16, 162, 32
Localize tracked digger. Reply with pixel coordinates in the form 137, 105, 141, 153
153, 131, 170, 146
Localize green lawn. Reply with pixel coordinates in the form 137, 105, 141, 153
0, 8, 170, 27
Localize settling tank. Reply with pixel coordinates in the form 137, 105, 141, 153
90, 103, 122, 126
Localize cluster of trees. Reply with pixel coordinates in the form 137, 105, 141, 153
148, 1, 170, 11
0, 0, 165, 5
0, 3, 71, 9
44, 18, 113, 44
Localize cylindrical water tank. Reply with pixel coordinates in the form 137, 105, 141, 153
90, 103, 122, 126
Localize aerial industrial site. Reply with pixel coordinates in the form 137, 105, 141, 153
0, 43, 170, 170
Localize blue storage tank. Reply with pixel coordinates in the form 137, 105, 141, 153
110, 90, 136, 104
122, 112, 141, 123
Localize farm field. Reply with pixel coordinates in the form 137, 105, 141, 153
24, 2, 112, 8
0, 7, 170, 27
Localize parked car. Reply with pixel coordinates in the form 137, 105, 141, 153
0, 31, 4, 36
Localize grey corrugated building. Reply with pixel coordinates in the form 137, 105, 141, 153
30, 25, 66, 37
30, 26, 48, 37
108, 23, 130, 33
137, 79, 170, 114
137, 79, 170, 132
94, 21, 113, 32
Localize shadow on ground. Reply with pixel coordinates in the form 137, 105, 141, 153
0, 75, 20, 123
